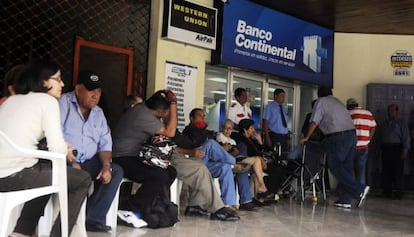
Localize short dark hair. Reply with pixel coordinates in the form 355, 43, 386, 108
234, 88, 246, 98
15, 59, 60, 95
388, 103, 399, 112
274, 88, 285, 97
123, 95, 139, 112
238, 118, 255, 134
145, 90, 170, 110
317, 86, 333, 98
189, 108, 203, 120
3, 64, 24, 96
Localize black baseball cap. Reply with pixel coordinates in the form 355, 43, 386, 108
77, 70, 102, 91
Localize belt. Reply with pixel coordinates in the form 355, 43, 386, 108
269, 132, 288, 136
325, 129, 355, 138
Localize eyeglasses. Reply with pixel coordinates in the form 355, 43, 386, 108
49, 77, 63, 83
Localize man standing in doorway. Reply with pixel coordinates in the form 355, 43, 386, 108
228, 88, 252, 131
262, 88, 289, 152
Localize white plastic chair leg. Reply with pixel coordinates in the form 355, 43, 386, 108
70, 198, 87, 237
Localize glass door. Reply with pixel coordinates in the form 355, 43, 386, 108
204, 65, 228, 132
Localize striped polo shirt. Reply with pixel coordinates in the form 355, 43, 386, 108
349, 107, 377, 150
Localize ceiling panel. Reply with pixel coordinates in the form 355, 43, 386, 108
251, 0, 414, 35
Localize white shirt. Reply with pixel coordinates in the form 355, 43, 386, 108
228, 101, 252, 125
0, 93, 67, 178
216, 132, 237, 146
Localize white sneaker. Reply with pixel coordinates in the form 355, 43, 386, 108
357, 186, 370, 208
334, 201, 351, 209
118, 210, 148, 228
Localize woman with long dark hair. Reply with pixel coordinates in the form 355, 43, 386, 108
0, 59, 91, 237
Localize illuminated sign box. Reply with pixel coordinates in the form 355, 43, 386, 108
213, 0, 334, 87
162, 0, 217, 50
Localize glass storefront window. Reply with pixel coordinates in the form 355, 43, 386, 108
232, 75, 263, 129
204, 65, 228, 132
299, 85, 317, 136
204, 65, 317, 142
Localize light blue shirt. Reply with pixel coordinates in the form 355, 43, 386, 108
59, 92, 112, 163
263, 101, 289, 134
310, 96, 355, 134
379, 118, 410, 153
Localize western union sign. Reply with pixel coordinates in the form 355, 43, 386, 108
162, 0, 217, 50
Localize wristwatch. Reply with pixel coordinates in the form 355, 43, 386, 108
103, 163, 112, 172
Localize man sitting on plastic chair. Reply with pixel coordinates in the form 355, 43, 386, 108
59, 70, 124, 232
182, 108, 242, 213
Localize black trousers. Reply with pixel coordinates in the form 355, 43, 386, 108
381, 143, 404, 196
0, 161, 91, 236
270, 132, 289, 153
114, 157, 177, 211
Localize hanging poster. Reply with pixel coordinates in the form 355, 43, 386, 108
165, 61, 197, 131
391, 50, 412, 76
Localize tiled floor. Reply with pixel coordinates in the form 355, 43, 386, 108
87, 194, 414, 237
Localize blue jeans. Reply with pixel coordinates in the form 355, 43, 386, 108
323, 131, 364, 204
235, 172, 252, 204
234, 142, 255, 204
354, 148, 368, 186
201, 139, 237, 206
81, 155, 124, 225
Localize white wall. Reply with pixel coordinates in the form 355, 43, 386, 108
334, 33, 414, 107
147, 0, 212, 107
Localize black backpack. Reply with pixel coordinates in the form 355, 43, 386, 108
141, 188, 179, 228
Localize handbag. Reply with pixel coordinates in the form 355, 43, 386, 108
138, 135, 177, 169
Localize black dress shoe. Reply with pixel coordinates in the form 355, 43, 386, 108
257, 190, 275, 199
86, 220, 112, 232
239, 202, 256, 211
252, 198, 270, 207
210, 207, 240, 221
184, 206, 210, 216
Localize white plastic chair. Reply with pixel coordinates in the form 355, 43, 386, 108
105, 178, 182, 236
63, 178, 134, 237
38, 197, 86, 237
0, 130, 68, 237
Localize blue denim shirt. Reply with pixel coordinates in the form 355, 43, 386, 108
59, 92, 112, 163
